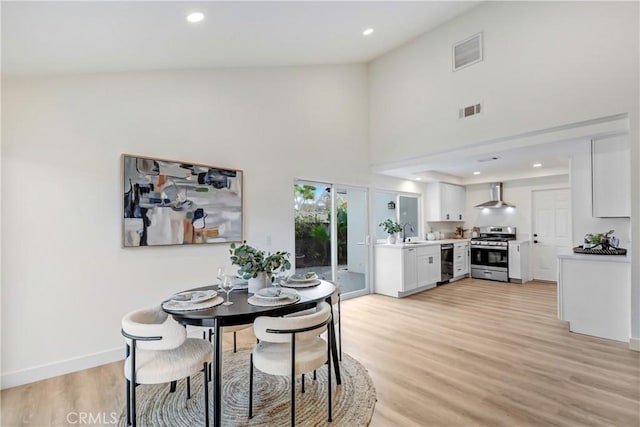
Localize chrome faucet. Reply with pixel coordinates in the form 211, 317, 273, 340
402, 223, 415, 243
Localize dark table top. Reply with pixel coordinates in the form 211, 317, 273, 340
163, 280, 336, 327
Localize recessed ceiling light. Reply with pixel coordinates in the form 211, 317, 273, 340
186, 12, 205, 23
415, 177, 422, 180
363, 28, 374, 36
473, 171, 481, 175
533, 163, 542, 168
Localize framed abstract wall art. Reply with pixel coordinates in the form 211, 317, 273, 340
122, 154, 243, 247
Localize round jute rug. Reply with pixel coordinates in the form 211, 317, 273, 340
117, 350, 376, 426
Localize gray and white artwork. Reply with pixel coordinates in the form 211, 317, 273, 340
122, 154, 243, 247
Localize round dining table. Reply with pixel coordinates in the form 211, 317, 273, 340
163, 280, 341, 427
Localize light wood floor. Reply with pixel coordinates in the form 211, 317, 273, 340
2, 279, 639, 426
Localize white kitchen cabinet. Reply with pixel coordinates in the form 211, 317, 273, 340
417, 245, 440, 289
558, 252, 631, 342
425, 182, 466, 222
402, 247, 418, 291
374, 244, 441, 297
508, 241, 530, 283
453, 242, 469, 278
592, 135, 630, 218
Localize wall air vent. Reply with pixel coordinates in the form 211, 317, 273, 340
459, 103, 482, 119
453, 32, 483, 71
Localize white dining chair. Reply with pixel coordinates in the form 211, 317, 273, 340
249, 301, 333, 426
121, 306, 212, 427
288, 285, 341, 363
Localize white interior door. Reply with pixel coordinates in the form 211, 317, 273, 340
532, 189, 571, 281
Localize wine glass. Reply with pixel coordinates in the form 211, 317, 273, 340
216, 267, 226, 283
220, 274, 234, 306
275, 271, 290, 290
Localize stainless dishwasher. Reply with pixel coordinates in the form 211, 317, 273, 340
439, 243, 454, 284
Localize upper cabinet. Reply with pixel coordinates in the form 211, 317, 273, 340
425, 182, 466, 222
592, 135, 630, 218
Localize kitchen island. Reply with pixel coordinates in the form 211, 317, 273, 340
557, 251, 632, 343
374, 239, 470, 297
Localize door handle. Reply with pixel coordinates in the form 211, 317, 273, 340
533, 240, 539, 244
533, 233, 538, 237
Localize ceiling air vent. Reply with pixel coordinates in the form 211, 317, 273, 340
453, 32, 483, 71
459, 103, 482, 119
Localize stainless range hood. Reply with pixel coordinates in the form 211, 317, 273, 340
474, 182, 516, 209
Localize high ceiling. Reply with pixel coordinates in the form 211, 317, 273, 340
3, 1, 598, 183
2, 1, 479, 76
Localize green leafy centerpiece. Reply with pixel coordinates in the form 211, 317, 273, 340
379, 219, 402, 244
229, 242, 291, 293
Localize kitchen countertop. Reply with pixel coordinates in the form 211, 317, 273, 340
557, 250, 631, 263
509, 239, 530, 244
377, 239, 470, 248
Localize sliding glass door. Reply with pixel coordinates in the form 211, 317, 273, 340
294, 181, 369, 298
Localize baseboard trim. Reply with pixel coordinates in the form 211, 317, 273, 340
630, 338, 640, 352
1, 347, 123, 390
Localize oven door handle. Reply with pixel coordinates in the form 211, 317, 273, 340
470, 245, 508, 250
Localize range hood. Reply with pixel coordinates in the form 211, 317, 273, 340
474, 182, 516, 209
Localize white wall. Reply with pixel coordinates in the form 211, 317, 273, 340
369, 1, 639, 164
1, 65, 370, 386
464, 175, 570, 240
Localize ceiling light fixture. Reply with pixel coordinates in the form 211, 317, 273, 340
533, 163, 542, 168
363, 28, 374, 36
415, 177, 422, 180
473, 171, 481, 175
186, 12, 205, 23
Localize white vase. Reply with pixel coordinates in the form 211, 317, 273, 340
248, 272, 269, 293
387, 234, 397, 245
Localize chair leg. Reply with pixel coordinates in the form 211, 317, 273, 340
207, 331, 213, 382
291, 334, 296, 427
187, 376, 191, 400
233, 331, 238, 353
170, 380, 177, 393
313, 370, 317, 381
131, 342, 137, 427
125, 344, 131, 427
203, 363, 209, 427
338, 297, 342, 361
249, 353, 254, 419
126, 378, 131, 426
301, 373, 305, 394
327, 334, 332, 422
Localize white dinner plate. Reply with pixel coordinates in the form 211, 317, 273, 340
289, 272, 318, 282
255, 287, 299, 300
170, 289, 217, 303
282, 279, 321, 289
255, 287, 289, 300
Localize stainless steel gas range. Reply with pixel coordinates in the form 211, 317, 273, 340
470, 226, 516, 282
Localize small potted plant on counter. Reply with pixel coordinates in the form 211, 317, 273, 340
229, 242, 291, 293
379, 219, 402, 244
455, 226, 468, 239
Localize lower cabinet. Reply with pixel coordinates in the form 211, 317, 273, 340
508, 241, 530, 283
374, 244, 441, 298
453, 242, 469, 279
417, 246, 441, 289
